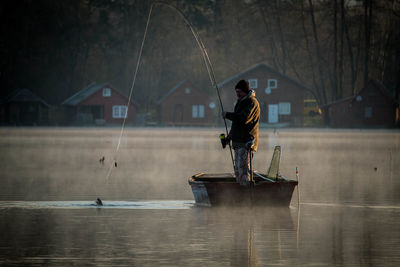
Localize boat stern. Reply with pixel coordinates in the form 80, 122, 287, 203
188, 174, 212, 207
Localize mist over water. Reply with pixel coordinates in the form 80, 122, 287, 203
0, 127, 399, 266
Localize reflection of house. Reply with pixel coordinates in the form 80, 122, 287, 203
157, 80, 216, 126
62, 83, 136, 125
0, 89, 49, 125
218, 63, 314, 127
326, 80, 399, 128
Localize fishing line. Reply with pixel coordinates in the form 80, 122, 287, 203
106, 1, 234, 181
105, 4, 154, 180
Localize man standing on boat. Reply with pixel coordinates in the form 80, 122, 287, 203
222, 79, 260, 186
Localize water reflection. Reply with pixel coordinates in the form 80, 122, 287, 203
0, 204, 297, 266
192, 206, 296, 266
1, 201, 400, 265
0, 200, 195, 210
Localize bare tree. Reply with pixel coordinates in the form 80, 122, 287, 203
275, 0, 287, 75
308, 0, 328, 106
338, 0, 345, 99
332, 0, 338, 101
363, 0, 372, 87
300, 0, 321, 104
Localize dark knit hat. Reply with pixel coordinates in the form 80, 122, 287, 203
235, 80, 250, 93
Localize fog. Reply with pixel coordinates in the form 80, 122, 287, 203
0, 127, 398, 204
0, 127, 399, 266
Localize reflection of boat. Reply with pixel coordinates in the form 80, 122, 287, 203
188, 146, 298, 207
192, 205, 295, 230
189, 205, 296, 266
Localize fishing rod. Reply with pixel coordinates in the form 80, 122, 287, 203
106, 1, 235, 181
151, 1, 235, 170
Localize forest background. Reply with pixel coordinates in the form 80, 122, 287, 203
1, 0, 399, 119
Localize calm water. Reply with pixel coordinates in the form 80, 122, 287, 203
0, 127, 399, 266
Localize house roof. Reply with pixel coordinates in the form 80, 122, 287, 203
62, 82, 137, 106
0, 88, 49, 107
368, 79, 397, 103
217, 62, 315, 94
321, 96, 354, 107
156, 80, 187, 105
324, 80, 398, 107
62, 82, 108, 105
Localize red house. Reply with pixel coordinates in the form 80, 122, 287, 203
0, 88, 49, 126
326, 80, 399, 128
62, 82, 137, 125
157, 80, 216, 126
218, 63, 315, 127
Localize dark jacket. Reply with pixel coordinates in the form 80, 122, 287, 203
225, 90, 260, 151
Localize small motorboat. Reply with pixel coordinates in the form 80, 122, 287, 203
188, 146, 298, 207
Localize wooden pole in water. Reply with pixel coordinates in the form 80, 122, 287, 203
296, 166, 300, 249
296, 167, 300, 205
390, 149, 393, 184
296, 202, 301, 249
247, 227, 257, 267
278, 230, 282, 260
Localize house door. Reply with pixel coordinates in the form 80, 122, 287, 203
268, 104, 279, 123
260, 102, 268, 123
173, 104, 183, 123
92, 105, 104, 119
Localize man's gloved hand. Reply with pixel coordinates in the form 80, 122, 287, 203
245, 138, 255, 150
219, 133, 231, 149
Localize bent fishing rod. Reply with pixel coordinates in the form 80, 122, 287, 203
107, 1, 235, 180
149, 1, 235, 170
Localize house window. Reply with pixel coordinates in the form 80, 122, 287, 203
268, 79, 277, 89
279, 102, 291, 115
199, 105, 204, 118
112, 105, 128, 118
192, 105, 205, 118
192, 105, 198, 118
365, 107, 372, 118
185, 88, 191, 94
248, 79, 258, 89
103, 88, 111, 97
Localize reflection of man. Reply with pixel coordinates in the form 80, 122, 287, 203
222, 80, 260, 186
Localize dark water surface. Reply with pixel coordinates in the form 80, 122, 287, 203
0, 127, 399, 266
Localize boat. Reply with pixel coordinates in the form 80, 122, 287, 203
188, 146, 298, 207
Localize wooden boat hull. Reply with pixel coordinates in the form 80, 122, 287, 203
188, 173, 298, 207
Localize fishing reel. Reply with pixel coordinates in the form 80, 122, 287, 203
219, 133, 231, 149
